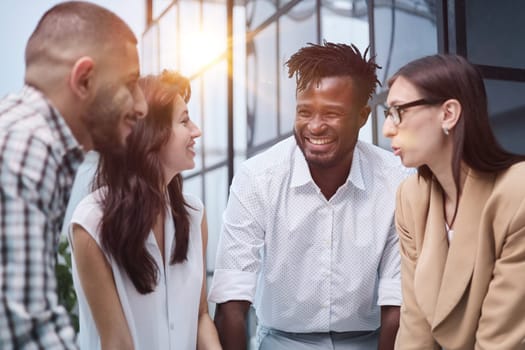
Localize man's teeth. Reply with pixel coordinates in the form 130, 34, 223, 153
309, 138, 331, 145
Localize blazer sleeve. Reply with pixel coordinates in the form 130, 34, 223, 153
394, 181, 441, 350
475, 197, 525, 349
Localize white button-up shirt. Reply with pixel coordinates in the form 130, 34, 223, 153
209, 136, 410, 332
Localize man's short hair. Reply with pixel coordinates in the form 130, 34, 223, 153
286, 41, 380, 106
25, 1, 137, 67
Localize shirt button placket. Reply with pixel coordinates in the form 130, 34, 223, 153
327, 206, 334, 323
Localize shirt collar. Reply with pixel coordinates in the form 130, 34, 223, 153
347, 146, 366, 191
290, 145, 313, 188
290, 142, 366, 191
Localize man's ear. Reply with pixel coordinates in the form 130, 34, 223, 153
441, 98, 461, 131
69, 56, 95, 99
358, 105, 371, 128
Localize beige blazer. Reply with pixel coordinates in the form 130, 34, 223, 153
394, 163, 525, 350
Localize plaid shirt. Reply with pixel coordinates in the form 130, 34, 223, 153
0, 86, 83, 349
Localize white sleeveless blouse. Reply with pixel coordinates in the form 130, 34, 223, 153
69, 189, 203, 350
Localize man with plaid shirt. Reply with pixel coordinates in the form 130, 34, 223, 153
0, 2, 147, 348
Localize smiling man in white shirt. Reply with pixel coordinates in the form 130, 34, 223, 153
209, 42, 409, 350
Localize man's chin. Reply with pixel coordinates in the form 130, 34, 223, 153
92, 135, 127, 158
304, 155, 337, 169
302, 145, 354, 169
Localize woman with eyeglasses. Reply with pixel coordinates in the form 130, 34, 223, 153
383, 54, 525, 350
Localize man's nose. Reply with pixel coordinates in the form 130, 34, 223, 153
134, 86, 148, 119
307, 114, 326, 133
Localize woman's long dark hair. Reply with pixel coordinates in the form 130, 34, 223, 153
389, 54, 525, 193
95, 70, 193, 294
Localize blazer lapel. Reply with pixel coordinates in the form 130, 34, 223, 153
414, 178, 449, 324
432, 168, 495, 328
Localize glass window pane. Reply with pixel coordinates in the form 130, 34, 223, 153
279, 1, 317, 136
178, 1, 227, 78
234, 6, 248, 157
158, 5, 178, 70
203, 60, 228, 167
202, 1, 228, 65
179, 1, 201, 76
142, 24, 159, 75
375, 104, 390, 151
153, 0, 173, 19
321, 0, 369, 50
374, 1, 438, 88
204, 166, 229, 271
279, 0, 295, 7
466, 2, 525, 69
182, 175, 203, 201
359, 112, 373, 144
246, 0, 277, 31
485, 79, 525, 154
247, 23, 278, 148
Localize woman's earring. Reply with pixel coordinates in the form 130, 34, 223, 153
442, 127, 449, 136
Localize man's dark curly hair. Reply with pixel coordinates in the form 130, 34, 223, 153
285, 41, 380, 106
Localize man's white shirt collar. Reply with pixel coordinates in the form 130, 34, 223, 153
290, 143, 366, 192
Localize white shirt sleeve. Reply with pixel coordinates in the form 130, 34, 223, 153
208, 165, 265, 304
377, 218, 402, 306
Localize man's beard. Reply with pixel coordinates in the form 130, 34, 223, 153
84, 90, 128, 158
293, 129, 353, 169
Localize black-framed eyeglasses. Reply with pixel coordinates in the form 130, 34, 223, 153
383, 98, 443, 126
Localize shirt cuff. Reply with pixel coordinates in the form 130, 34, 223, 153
208, 269, 257, 304
377, 278, 401, 306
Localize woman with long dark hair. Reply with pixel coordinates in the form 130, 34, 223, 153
69, 70, 221, 350
383, 54, 525, 349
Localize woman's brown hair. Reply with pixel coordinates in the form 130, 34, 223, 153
95, 70, 193, 294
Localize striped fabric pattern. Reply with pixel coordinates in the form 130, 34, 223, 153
0, 85, 83, 349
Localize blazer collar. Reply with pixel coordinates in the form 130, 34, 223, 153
414, 168, 495, 328
413, 178, 448, 325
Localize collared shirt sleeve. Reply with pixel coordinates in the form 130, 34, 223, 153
0, 131, 77, 349
377, 218, 402, 306
376, 163, 413, 307
208, 164, 265, 304
0, 87, 81, 349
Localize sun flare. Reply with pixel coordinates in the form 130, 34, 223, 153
181, 29, 226, 76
